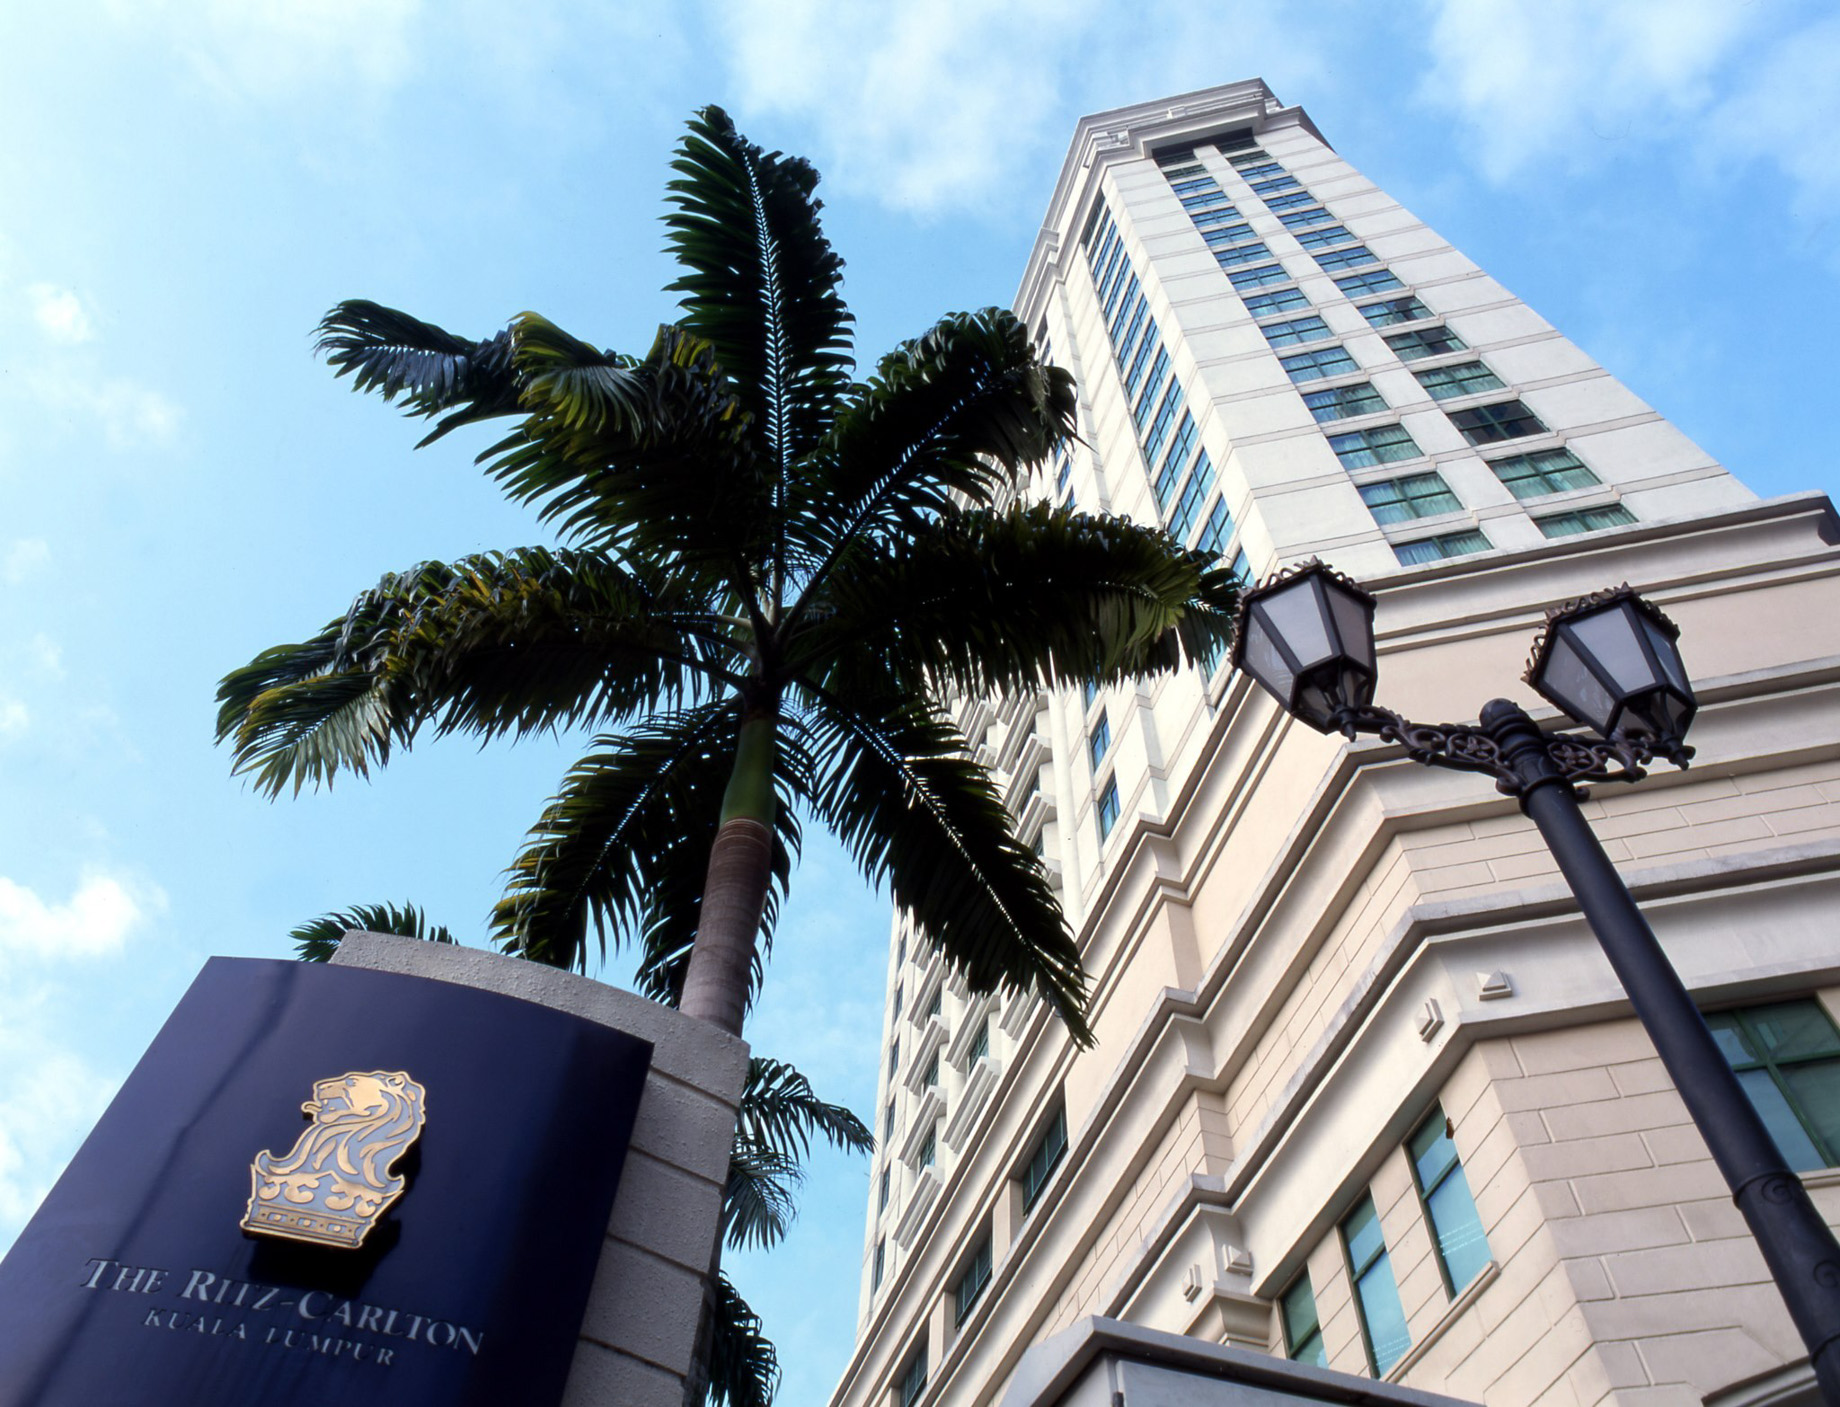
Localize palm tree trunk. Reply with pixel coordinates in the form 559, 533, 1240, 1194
680, 709, 777, 1035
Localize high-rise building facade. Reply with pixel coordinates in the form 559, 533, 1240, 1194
829, 81, 1840, 1407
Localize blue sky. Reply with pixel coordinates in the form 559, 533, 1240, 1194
1, 1, 1837, 1402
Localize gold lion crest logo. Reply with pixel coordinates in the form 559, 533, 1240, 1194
241, 1070, 427, 1249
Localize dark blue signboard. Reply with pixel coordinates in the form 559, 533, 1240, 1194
0, 957, 653, 1407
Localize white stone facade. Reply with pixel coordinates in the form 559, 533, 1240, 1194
830, 81, 1840, 1407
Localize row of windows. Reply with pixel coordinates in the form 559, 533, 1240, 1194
1283, 999, 1840, 1379
885, 1101, 1070, 1404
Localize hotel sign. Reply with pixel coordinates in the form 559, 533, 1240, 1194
0, 957, 653, 1406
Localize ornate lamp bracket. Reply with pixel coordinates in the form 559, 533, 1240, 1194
1331, 704, 1673, 798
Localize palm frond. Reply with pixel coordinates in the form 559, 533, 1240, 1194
801, 690, 1091, 1044
806, 500, 1239, 698
737, 1057, 874, 1161
665, 105, 854, 472
786, 308, 1075, 614
704, 1273, 780, 1407
290, 901, 457, 963
485, 321, 768, 579
315, 300, 520, 446
216, 550, 734, 797
492, 705, 800, 980
722, 1135, 801, 1254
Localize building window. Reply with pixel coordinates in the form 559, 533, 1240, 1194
1168, 452, 1216, 540
1155, 417, 1196, 510
1142, 381, 1184, 465
889, 1039, 899, 1077
1334, 268, 1405, 298
1134, 349, 1172, 428
892, 985, 904, 1021
1191, 206, 1243, 230
1170, 175, 1219, 197
1235, 160, 1285, 180
1385, 325, 1468, 361
1313, 244, 1380, 271
919, 1126, 936, 1170
923, 1051, 940, 1088
1536, 504, 1638, 538
1304, 382, 1388, 423
954, 1235, 994, 1326
1230, 549, 1251, 585
1415, 360, 1505, 400
1096, 778, 1121, 840
1054, 454, 1072, 499
1361, 472, 1460, 523
1196, 497, 1235, 558
1409, 1106, 1492, 1293
969, 1016, 989, 1064
879, 1165, 891, 1212
1229, 263, 1291, 291
1088, 711, 1111, 770
925, 987, 942, 1022
885, 1098, 895, 1132
1264, 189, 1317, 212
1280, 1273, 1328, 1367
1181, 190, 1234, 214
1394, 529, 1491, 565
1123, 326, 1159, 398
1245, 286, 1311, 319
1360, 296, 1433, 328
1202, 222, 1260, 249
1294, 225, 1357, 251
1449, 399, 1548, 445
1214, 242, 1275, 270
1251, 174, 1303, 197
1225, 147, 1270, 166
1488, 448, 1599, 498
1281, 346, 1360, 383
1279, 206, 1338, 231
1021, 1105, 1069, 1211
1342, 1193, 1412, 1376
873, 1236, 886, 1290
898, 1343, 928, 1407
1709, 999, 1840, 1169
1261, 315, 1333, 348
1332, 424, 1422, 470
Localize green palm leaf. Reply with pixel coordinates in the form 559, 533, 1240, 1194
665, 105, 853, 472
801, 690, 1090, 1043
704, 1272, 780, 1407
290, 901, 458, 963
315, 300, 521, 446
493, 705, 801, 977
808, 500, 1239, 698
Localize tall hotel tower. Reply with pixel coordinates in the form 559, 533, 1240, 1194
830, 81, 1840, 1407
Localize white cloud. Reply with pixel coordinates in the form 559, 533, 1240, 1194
28, 634, 64, 680
1418, 0, 1840, 221
0, 1042, 117, 1236
1705, 14, 1840, 221
0, 698, 26, 739
35, 374, 183, 450
713, 0, 1336, 219
0, 872, 160, 959
25, 284, 94, 344
102, 0, 423, 102
2, 538, 49, 584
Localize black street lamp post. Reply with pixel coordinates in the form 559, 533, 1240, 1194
1232, 561, 1840, 1403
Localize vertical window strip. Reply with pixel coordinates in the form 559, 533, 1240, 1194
1281, 1275, 1327, 1366
1409, 1106, 1492, 1293
1342, 1194, 1411, 1375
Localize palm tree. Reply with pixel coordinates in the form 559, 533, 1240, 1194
217, 106, 1239, 1043
288, 904, 870, 1407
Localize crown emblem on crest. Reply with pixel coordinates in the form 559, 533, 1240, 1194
241, 1070, 427, 1249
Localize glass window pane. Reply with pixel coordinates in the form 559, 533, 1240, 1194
1343, 1197, 1385, 1271
1427, 1171, 1492, 1291
1356, 1254, 1412, 1374
1409, 1115, 1460, 1189
1781, 1060, 1840, 1162
1748, 1001, 1840, 1061
1738, 1068, 1825, 1171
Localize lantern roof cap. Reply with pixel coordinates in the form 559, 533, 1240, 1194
1228, 557, 1376, 673
1522, 583, 1681, 690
